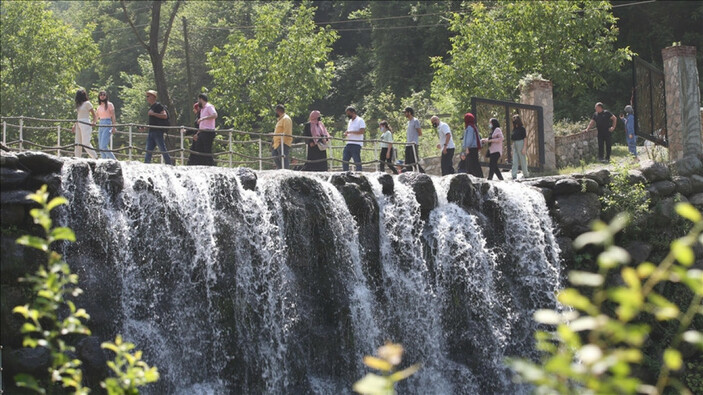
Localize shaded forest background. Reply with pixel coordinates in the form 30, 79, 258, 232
1, 0, 702, 145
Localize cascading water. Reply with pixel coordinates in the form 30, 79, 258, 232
57, 159, 560, 394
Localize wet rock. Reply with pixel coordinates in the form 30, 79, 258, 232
526, 175, 567, 189
673, 176, 692, 196
94, 160, 124, 198
16, 151, 64, 174
626, 241, 652, 264
377, 174, 394, 196
0, 203, 25, 227
551, 192, 601, 238
640, 160, 670, 182
557, 236, 574, 265
691, 175, 703, 193
398, 172, 437, 221
647, 180, 677, 198
77, 336, 108, 381
674, 155, 702, 177
627, 169, 647, 185
0, 151, 20, 168
446, 174, 478, 211
8, 346, 51, 374
29, 173, 62, 197
689, 193, 703, 209
553, 178, 582, 195
584, 169, 610, 186
0, 190, 35, 205
581, 178, 600, 194
539, 187, 554, 207
235, 167, 257, 191
1, 167, 30, 189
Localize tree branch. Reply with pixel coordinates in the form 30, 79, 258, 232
120, 0, 149, 51
159, 0, 183, 59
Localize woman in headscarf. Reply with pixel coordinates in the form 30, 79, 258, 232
302, 110, 330, 171
461, 112, 483, 178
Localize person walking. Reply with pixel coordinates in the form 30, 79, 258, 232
460, 113, 483, 178
272, 104, 293, 170
343, 106, 365, 171
583, 102, 617, 163
71, 89, 97, 159
510, 114, 529, 179
403, 107, 424, 173
143, 90, 172, 165
302, 110, 330, 172
620, 105, 637, 158
96, 90, 117, 159
482, 118, 504, 180
431, 115, 455, 176
378, 120, 398, 174
189, 93, 217, 166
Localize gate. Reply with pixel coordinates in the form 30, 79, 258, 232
632, 56, 668, 146
470, 97, 545, 171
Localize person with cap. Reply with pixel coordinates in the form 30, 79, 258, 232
142, 90, 172, 165
619, 105, 637, 158
431, 115, 455, 176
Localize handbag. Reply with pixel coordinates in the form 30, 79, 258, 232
317, 138, 329, 151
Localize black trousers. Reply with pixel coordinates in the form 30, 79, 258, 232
440, 148, 455, 176
487, 152, 503, 180
597, 132, 612, 160
404, 145, 425, 173
467, 148, 483, 178
379, 147, 398, 174
187, 130, 215, 166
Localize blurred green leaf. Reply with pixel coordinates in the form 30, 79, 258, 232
569, 271, 604, 287
663, 348, 682, 370
675, 202, 702, 223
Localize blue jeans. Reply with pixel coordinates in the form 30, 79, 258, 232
98, 119, 116, 159
145, 131, 172, 165
271, 144, 290, 169
626, 132, 637, 156
343, 144, 362, 171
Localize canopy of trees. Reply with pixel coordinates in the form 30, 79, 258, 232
1, 0, 701, 133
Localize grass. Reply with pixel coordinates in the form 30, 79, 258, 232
531, 145, 638, 177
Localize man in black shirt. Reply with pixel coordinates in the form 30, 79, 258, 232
143, 90, 173, 165
583, 102, 617, 162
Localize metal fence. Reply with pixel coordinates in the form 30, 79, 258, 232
632, 56, 668, 147
470, 97, 545, 172
0, 116, 422, 172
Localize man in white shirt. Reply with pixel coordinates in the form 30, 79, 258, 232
343, 106, 365, 171
404, 107, 424, 173
431, 115, 455, 176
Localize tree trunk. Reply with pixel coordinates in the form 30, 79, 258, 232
149, 1, 175, 125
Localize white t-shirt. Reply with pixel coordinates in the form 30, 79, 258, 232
437, 122, 455, 149
76, 101, 93, 120
346, 116, 366, 146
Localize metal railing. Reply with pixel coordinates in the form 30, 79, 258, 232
1, 116, 424, 172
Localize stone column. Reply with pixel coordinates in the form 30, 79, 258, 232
521, 78, 556, 171
662, 45, 702, 161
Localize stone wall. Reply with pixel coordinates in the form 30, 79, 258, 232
554, 129, 599, 168
663, 45, 702, 161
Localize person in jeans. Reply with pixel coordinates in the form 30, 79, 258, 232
272, 104, 293, 169
143, 90, 172, 165
431, 115, 455, 176
96, 90, 117, 159
460, 112, 483, 178
189, 93, 217, 166
510, 114, 529, 179
482, 118, 504, 180
403, 107, 424, 173
343, 106, 365, 171
72, 89, 98, 159
378, 120, 398, 174
619, 105, 637, 158
583, 102, 617, 163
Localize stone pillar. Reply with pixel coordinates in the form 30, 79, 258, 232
521, 78, 556, 171
662, 45, 702, 161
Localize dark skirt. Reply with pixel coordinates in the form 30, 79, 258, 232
304, 144, 328, 172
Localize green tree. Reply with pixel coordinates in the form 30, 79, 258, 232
0, 1, 97, 119
208, 1, 338, 132
431, 1, 632, 114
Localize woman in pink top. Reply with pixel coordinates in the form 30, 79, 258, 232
481, 118, 504, 180
96, 91, 117, 159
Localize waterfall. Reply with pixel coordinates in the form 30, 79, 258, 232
57, 160, 560, 394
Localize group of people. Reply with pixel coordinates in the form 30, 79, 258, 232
583, 101, 639, 162
72, 88, 218, 166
